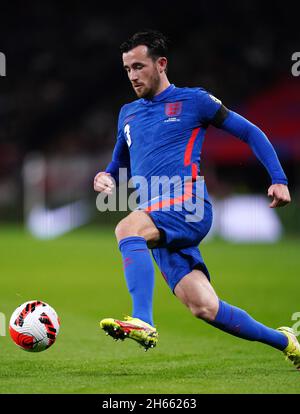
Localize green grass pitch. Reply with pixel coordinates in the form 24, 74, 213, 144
0, 225, 300, 394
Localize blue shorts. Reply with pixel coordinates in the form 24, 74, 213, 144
147, 197, 213, 293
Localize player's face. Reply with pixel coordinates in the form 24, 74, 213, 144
122, 45, 162, 99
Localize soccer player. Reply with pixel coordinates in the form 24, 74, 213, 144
94, 30, 300, 369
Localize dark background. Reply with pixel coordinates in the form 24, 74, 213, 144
0, 0, 299, 230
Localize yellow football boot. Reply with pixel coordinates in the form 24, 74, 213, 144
100, 316, 158, 351
277, 326, 300, 370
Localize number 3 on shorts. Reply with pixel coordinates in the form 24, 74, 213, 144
124, 124, 132, 147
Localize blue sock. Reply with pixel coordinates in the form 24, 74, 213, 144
210, 300, 288, 351
119, 236, 154, 327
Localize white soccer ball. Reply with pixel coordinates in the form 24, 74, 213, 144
9, 300, 60, 352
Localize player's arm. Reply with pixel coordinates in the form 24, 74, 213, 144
94, 109, 131, 195
197, 90, 291, 208
218, 110, 291, 208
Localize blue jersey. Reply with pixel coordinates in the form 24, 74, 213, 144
106, 83, 288, 203
118, 84, 221, 181
104, 83, 288, 292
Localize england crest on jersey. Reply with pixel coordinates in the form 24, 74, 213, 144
165, 102, 182, 117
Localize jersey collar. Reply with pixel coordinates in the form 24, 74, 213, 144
142, 84, 175, 104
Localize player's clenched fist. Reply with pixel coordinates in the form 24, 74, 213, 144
268, 184, 291, 208
94, 172, 115, 195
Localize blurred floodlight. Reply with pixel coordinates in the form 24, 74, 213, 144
27, 201, 90, 239
23, 153, 91, 239
215, 195, 282, 243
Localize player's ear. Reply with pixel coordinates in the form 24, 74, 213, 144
157, 57, 167, 73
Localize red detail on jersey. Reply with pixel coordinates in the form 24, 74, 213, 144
184, 127, 200, 166
144, 181, 193, 212
14, 301, 44, 327
165, 102, 182, 117
9, 326, 35, 350
144, 127, 201, 212
191, 163, 198, 180
124, 114, 136, 124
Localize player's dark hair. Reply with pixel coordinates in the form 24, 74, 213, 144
120, 30, 169, 61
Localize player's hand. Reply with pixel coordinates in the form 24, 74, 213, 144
94, 172, 115, 195
267, 184, 291, 208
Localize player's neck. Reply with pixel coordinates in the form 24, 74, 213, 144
154, 77, 171, 97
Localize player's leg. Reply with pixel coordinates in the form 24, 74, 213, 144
115, 210, 160, 247
100, 210, 160, 350
173, 269, 219, 322
174, 269, 289, 351
152, 245, 300, 368
114, 210, 160, 327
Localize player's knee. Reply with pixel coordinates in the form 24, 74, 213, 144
190, 302, 218, 322
115, 212, 159, 243
115, 218, 138, 241
115, 214, 147, 241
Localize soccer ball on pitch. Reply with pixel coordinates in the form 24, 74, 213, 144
9, 300, 60, 352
